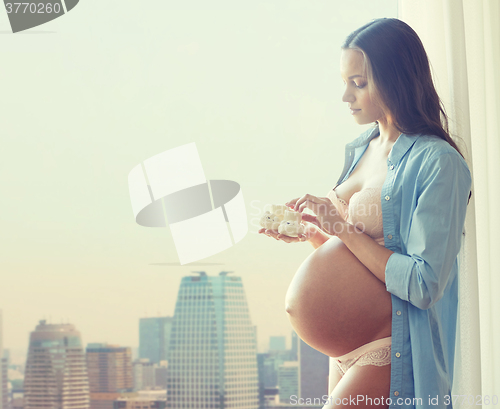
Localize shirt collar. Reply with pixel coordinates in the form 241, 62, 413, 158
347, 124, 420, 166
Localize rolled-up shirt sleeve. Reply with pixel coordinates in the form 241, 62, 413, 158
385, 152, 471, 310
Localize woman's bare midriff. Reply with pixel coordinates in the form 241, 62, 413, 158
285, 135, 394, 358
285, 235, 392, 357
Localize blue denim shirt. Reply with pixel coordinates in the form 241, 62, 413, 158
334, 125, 471, 409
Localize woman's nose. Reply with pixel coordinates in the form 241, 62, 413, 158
342, 88, 354, 103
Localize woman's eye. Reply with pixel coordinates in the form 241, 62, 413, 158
342, 80, 366, 89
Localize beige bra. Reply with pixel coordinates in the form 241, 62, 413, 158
329, 186, 385, 246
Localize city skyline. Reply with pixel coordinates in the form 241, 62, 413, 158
3, 273, 324, 409
0, 271, 306, 363
1, 314, 296, 358
2, 322, 299, 365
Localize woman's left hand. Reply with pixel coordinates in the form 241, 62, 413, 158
286, 194, 348, 236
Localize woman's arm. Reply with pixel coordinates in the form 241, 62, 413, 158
308, 225, 331, 249
336, 224, 394, 283
382, 152, 471, 310
293, 188, 338, 249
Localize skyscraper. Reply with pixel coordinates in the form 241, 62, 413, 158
269, 336, 286, 352
166, 272, 259, 409
86, 344, 134, 409
0, 310, 8, 409
154, 362, 168, 390
0, 310, 3, 409
256, 354, 266, 409
24, 320, 90, 409
139, 318, 172, 364
132, 359, 155, 391
291, 331, 298, 361
1, 358, 8, 409
114, 390, 166, 409
277, 361, 299, 404
298, 339, 329, 401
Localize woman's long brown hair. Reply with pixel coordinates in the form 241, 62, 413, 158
342, 18, 472, 204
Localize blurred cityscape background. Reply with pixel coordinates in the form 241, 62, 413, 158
0, 272, 330, 409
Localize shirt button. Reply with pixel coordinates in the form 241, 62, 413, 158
387, 234, 393, 240
389, 165, 394, 170
385, 195, 391, 201
396, 310, 402, 315
394, 391, 399, 397
395, 352, 401, 358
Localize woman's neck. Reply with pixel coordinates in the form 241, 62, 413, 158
377, 119, 401, 147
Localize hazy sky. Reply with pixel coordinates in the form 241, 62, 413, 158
0, 0, 397, 356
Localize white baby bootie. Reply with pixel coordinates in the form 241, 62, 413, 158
260, 204, 289, 230
278, 210, 305, 237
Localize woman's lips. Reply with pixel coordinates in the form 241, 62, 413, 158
350, 109, 361, 115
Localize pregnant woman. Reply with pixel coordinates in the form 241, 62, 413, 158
259, 18, 472, 408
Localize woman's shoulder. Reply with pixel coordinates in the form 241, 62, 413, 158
407, 133, 469, 172
403, 135, 471, 196
411, 133, 456, 155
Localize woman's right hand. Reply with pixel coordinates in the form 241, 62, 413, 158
258, 225, 318, 243
258, 208, 320, 243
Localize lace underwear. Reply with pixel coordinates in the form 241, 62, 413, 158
332, 336, 392, 376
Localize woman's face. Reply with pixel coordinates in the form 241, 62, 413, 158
340, 48, 385, 125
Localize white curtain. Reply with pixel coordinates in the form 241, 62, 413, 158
398, 0, 500, 406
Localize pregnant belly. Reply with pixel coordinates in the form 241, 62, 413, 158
285, 236, 392, 357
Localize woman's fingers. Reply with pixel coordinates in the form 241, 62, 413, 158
294, 193, 325, 212
258, 228, 277, 240
277, 234, 300, 243
265, 229, 279, 240
301, 213, 320, 227
258, 227, 303, 243
296, 195, 336, 218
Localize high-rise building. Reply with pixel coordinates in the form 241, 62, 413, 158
153, 362, 168, 390
166, 272, 259, 409
86, 344, 133, 409
291, 331, 298, 361
269, 336, 286, 352
298, 339, 329, 401
23, 320, 90, 409
277, 361, 299, 404
114, 390, 166, 409
132, 359, 155, 392
262, 387, 279, 407
1, 358, 8, 409
138, 318, 172, 364
132, 359, 169, 392
258, 349, 295, 390
0, 311, 8, 409
256, 354, 266, 409
0, 310, 3, 409
10, 378, 23, 409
